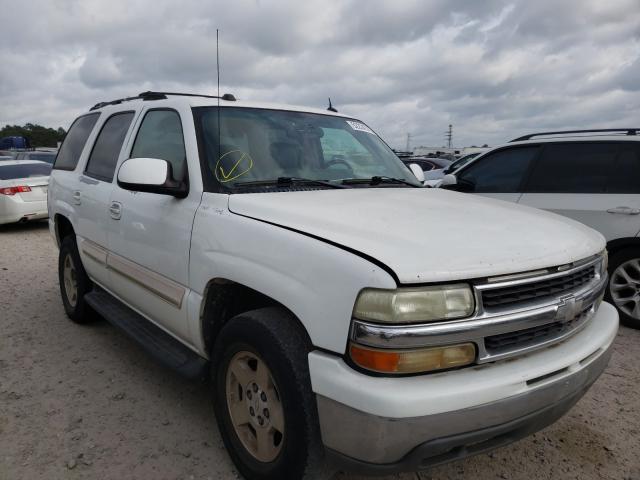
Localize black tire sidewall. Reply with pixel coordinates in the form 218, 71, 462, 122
606, 247, 640, 329
58, 236, 93, 323
211, 309, 323, 480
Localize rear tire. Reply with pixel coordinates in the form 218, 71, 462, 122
211, 307, 329, 480
606, 247, 640, 329
58, 235, 94, 324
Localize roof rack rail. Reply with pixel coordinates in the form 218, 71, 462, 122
511, 128, 639, 142
89, 91, 237, 111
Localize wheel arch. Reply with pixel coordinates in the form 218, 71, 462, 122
54, 213, 75, 246
607, 237, 640, 257
200, 278, 313, 357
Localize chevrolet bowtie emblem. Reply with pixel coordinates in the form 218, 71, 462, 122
556, 294, 579, 323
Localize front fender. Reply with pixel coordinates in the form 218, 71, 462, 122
189, 193, 397, 354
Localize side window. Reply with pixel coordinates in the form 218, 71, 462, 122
525, 143, 614, 193
457, 147, 539, 193
53, 113, 100, 170
608, 144, 640, 193
85, 112, 134, 182
130, 110, 187, 181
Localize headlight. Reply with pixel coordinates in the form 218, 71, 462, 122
353, 284, 474, 324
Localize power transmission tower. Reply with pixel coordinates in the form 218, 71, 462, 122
445, 124, 453, 149
405, 133, 412, 152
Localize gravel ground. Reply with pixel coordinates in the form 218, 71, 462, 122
0, 221, 639, 480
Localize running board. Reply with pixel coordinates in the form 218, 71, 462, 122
85, 287, 208, 379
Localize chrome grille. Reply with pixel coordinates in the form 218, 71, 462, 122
484, 305, 591, 353
481, 266, 596, 309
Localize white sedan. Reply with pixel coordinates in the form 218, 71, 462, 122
0, 160, 51, 225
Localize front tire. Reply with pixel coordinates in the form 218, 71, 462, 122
606, 247, 640, 329
58, 235, 94, 324
211, 307, 328, 480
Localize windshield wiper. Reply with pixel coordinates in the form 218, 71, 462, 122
340, 176, 422, 188
234, 177, 347, 189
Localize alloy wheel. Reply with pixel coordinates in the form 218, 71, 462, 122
225, 351, 285, 462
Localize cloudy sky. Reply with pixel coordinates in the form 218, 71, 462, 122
1, 0, 639, 148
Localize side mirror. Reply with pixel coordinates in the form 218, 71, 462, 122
117, 157, 188, 198
440, 173, 457, 186
408, 163, 425, 183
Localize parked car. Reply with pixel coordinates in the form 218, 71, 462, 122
14, 150, 57, 164
0, 160, 51, 224
424, 152, 480, 181
48, 93, 617, 479
402, 156, 452, 173
439, 128, 640, 328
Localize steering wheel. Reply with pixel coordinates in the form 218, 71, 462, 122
324, 156, 354, 175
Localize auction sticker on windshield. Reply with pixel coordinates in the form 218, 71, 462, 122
346, 120, 375, 135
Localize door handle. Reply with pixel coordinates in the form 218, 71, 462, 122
109, 201, 122, 220
72, 190, 81, 205
606, 206, 640, 215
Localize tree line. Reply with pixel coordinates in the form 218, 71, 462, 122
0, 123, 66, 148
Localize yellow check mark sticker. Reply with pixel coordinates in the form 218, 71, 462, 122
215, 150, 254, 183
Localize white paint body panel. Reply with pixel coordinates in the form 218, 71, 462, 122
189, 193, 397, 354
228, 188, 605, 284
519, 193, 640, 241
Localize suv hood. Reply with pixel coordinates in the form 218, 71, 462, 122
228, 189, 604, 284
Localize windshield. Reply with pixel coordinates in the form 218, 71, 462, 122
193, 107, 420, 191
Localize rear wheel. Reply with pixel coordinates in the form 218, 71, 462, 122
58, 235, 94, 323
211, 307, 329, 480
607, 248, 640, 329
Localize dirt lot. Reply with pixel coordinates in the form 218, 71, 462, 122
0, 221, 639, 480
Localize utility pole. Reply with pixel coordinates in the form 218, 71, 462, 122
405, 133, 412, 152
445, 124, 453, 149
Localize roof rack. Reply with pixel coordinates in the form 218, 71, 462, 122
89, 91, 237, 111
511, 128, 638, 142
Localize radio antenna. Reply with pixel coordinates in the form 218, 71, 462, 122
216, 29, 221, 163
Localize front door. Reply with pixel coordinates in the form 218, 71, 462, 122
107, 107, 201, 344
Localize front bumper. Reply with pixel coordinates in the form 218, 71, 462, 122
309, 301, 618, 473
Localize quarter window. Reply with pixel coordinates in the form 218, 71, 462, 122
85, 112, 134, 182
130, 110, 187, 182
525, 143, 615, 193
53, 113, 100, 171
457, 147, 539, 193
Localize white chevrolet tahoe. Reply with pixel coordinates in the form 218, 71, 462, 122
48, 91, 618, 479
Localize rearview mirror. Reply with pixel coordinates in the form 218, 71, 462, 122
117, 157, 188, 198
408, 163, 425, 182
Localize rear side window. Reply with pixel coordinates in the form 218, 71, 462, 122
130, 109, 186, 181
457, 146, 539, 193
0, 163, 52, 179
608, 144, 640, 193
525, 143, 614, 193
85, 112, 135, 182
54, 113, 100, 170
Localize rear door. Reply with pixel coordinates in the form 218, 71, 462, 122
519, 142, 640, 241
75, 111, 136, 286
451, 145, 540, 203
106, 107, 200, 343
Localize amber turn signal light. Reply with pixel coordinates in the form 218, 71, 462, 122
350, 342, 476, 374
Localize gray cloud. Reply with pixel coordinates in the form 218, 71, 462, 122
1, 0, 638, 148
